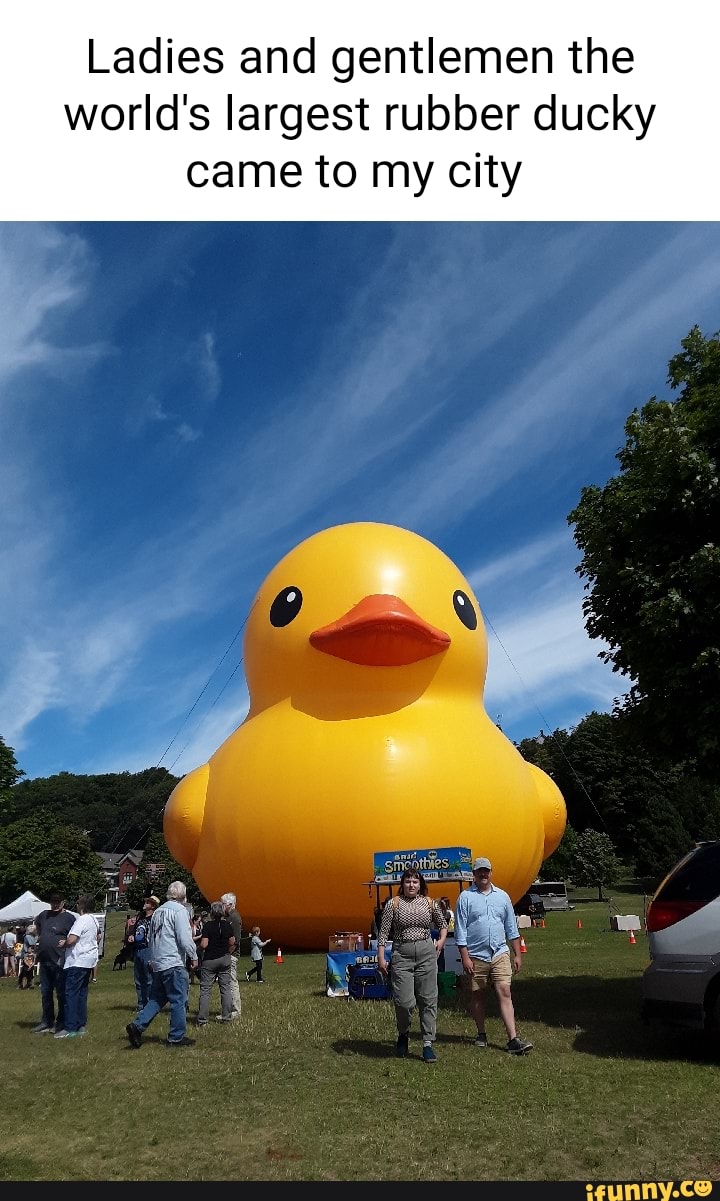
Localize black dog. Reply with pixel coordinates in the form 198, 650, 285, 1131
113, 948, 129, 971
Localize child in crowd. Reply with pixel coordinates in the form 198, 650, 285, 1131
246, 926, 271, 984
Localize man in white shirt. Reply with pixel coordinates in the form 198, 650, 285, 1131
56, 894, 100, 1039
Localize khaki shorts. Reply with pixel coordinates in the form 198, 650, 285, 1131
470, 952, 512, 992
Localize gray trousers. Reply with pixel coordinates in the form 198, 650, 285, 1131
229, 954, 242, 1016
197, 955, 233, 1022
390, 939, 438, 1043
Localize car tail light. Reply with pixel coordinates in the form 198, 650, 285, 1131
646, 899, 710, 932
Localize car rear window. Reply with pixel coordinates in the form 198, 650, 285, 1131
655, 842, 720, 902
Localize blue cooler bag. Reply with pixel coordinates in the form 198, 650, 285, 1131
347, 964, 391, 1001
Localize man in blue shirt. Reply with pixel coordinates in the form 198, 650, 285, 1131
125, 881, 198, 1049
455, 857, 532, 1054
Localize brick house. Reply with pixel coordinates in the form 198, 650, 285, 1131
97, 849, 144, 907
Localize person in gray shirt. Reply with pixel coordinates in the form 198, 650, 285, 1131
32, 891, 75, 1034
125, 881, 198, 1049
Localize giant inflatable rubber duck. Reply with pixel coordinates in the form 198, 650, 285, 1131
164, 522, 566, 948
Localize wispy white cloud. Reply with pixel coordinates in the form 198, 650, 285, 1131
169, 226, 601, 575
1, 223, 716, 779
381, 226, 720, 532
468, 528, 573, 595
175, 422, 202, 444
0, 643, 62, 744
195, 331, 221, 403
0, 225, 105, 386
484, 596, 620, 720
85, 691, 250, 779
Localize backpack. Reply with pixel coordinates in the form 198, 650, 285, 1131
133, 915, 150, 951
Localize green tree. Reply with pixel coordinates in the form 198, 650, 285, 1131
571, 829, 623, 901
125, 831, 207, 912
520, 715, 720, 880
0, 736, 24, 814
0, 808, 106, 907
568, 326, 720, 771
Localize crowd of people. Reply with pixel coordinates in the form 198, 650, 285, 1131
123, 884, 261, 1047
8, 854, 533, 1060
0, 923, 38, 985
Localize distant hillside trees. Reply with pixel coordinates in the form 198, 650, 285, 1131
520, 712, 720, 879
5, 766, 179, 851
0, 808, 107, 907
568, 325, 720, 773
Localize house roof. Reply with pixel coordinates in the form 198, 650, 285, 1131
97, 850, 144, 871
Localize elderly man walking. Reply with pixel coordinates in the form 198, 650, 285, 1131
220, 892, 242, 1020
125, 881, 198, 1049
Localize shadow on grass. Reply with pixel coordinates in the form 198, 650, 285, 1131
332, 1028, 475, 1059
511, 974, 717, 1065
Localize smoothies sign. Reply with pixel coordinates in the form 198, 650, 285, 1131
373, 847, 473, 883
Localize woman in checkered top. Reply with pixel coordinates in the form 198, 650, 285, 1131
377, 869, 447, 1064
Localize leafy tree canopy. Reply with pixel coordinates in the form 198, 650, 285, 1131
5, 767, 178, 851
0, 736, 24, 810
568, 326, 720, 771
571, 829, 623, 901
518, 712, 720, 884
0, 808, 107, 907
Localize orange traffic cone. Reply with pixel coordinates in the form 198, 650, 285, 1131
520, 936, 527, 953
577, 919, 583, 929
276, 947, 283, 964
629, 930, 636, 945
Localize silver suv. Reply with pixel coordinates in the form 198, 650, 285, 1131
641, 840, 720, 1044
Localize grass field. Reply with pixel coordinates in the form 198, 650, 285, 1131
1, 895, 718, 1182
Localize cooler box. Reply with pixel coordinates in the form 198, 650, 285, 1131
438, 970, 456, 996
347, 964, 391, 1001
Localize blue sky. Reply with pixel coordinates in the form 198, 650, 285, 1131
2, 221, 719, 783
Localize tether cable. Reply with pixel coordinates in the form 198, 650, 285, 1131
105, 601, 256, 856
481, 606, 611, 835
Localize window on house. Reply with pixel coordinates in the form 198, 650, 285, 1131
123, 873, 133, 885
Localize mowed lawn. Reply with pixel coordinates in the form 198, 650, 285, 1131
1, 896, 718, 1182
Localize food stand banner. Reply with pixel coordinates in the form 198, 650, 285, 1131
373, 847, 473, 883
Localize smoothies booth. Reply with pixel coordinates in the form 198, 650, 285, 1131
325, 846, 473, 997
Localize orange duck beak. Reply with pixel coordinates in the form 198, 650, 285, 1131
309, 594, 451, 667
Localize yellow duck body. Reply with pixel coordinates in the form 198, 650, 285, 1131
164, 522, 566, 948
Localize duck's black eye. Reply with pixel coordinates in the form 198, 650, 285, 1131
453, 589, 477, 631
270, 587, 303, 627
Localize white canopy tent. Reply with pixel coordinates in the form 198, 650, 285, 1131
0, 890, 51, 924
